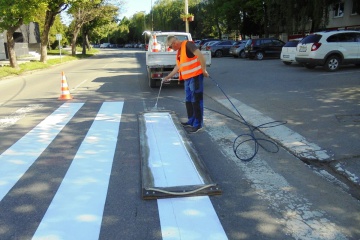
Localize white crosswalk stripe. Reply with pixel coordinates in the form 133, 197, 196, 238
0, 103, 83, 202
32, 102, 123, 240
0, 101, 227, 239
1, 101, 349, 239
158, 196, 227, 240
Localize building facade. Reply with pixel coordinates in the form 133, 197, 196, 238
327, 0, 360, 30
0, 22, 41, 60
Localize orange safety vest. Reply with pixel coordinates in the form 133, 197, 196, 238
177, 41, 203, 80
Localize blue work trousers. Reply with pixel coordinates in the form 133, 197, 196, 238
184, 74, 204, 128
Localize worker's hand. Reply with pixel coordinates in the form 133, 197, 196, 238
162, 76, 170, 82
203, 70, 209, 78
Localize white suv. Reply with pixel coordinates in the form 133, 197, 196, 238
295, 30, 360, 71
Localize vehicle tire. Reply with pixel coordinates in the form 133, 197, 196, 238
215, 50, 223, 58
283, 61, 292, 65
304, 63, 316, 69
255, 52, 264, 60
149, 78, 156, 88
324, 55, 341, 72
239, 50, 246, 58
148, 69, 156, 88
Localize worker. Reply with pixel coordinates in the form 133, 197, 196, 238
163, 36, 209, 133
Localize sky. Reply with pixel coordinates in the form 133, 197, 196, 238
61, 0, 153, 25
119, 0, 153, 19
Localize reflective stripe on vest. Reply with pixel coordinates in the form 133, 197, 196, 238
177, 41, 203, 80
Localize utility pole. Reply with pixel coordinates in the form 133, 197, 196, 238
185, 0, 189, 33
151, 0, 154, 31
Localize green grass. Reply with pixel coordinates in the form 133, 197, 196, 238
0, 48, 99, 79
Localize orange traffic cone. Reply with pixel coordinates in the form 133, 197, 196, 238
58, 72, 73, 100
152, 35, 160, 52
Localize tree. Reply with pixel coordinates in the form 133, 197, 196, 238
67, 0, 102, 55
39, 0, 71, 63
67, 0, 120, 55
82, 4, 119, 54
0, 0, 47, 68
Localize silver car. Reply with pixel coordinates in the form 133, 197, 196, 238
229, 40, 247, 58
200, 40, 220, 51
205, 40, 235, 57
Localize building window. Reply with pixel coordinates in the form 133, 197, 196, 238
351, 0, 358, 15
333, 2, 344, 17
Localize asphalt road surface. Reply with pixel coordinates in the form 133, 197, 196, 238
0, 48, 359, 240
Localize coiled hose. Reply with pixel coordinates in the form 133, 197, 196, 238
209, 76, 286, 162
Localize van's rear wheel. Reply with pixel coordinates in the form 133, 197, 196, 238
148, 69, 156, 88
149, 78, 156, 88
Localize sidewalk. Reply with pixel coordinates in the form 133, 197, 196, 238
0, 51, 67, 67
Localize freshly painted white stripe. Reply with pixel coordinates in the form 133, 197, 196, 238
144, 112, 227, 239
215, 97, 331, 161
32, 102, 123, 240
0, 104, 43, 130
0, 103, 83, 201
205, 109, 347, 239
144, 112, 203, 187
158, 196, 228, 240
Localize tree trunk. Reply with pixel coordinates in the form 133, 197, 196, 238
82, 28, 86, 55
71, 26, 81, 56
40, 3, 68, 62
85, 32, 91, 50
6, 29, 19, 69
40, 11, 57, 63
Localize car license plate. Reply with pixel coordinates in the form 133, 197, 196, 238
299, 46, 307, 52
283, 55, 289, 58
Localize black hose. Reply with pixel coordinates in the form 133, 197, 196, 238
209, 76, 286, 162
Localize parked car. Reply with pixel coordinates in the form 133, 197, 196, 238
100, 43, 111, 48
280, 38, 301, 65
295, 30, 360, 71
198, 38, 221, 50
229, 40, 247, 58
205, 40, 235, 57
194, 40, 201, 48
201, 40, 220, 51
244, 38, 285, 60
